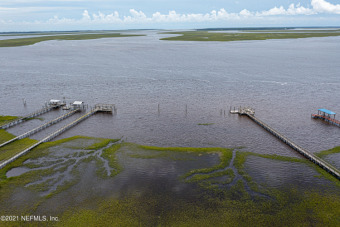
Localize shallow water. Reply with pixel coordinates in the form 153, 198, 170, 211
6, 167, 31, 178
244, 156, 333, 189
4, 139, 221, 214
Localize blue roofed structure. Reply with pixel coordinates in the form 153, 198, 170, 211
318, 109, 336, 115
312, 108, 340, 127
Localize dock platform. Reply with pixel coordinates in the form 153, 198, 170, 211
94, 104, 116, 113
312, 109, 340, 127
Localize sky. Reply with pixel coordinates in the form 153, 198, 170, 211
0, 0, 340, 32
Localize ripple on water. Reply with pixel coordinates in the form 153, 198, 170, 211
244, 156, 334, 189
323, 153, 340, 170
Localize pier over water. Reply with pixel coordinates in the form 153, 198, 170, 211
0, 103, 115, 169
231, 107, 340, 180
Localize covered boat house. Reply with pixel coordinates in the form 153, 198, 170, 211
312, 108, 340, 127
71, 101, 85, 110
48, 99, 62, 108
317, 109, 336, 119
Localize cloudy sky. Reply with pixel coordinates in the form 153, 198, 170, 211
0, 0, 340, 32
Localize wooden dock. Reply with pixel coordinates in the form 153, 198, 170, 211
0, 109, 79, 148
94, 104, 115, 113
0, 104, 114, 169
312, 114, 340, 127
231, 107, 340, 180
0, 105, 61, 130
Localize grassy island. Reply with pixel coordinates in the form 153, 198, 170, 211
161, 30, 340, 42
0, 33, 144, 47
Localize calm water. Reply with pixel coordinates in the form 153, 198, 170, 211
1, 31, 340, 188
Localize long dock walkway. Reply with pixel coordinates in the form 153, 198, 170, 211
0, 105, 61, 130
0, 105, 114, 169
0, 109, 79, 148
231, 107, 340, 180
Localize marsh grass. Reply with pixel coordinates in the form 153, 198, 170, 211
0, 136, 118, 196
0, 129, 16, 144
197, 123, 215, 126
55, 187, 340, 227
234, 151, 340, 188
187, 169, 234, 183
25, 117, 44, 121
182, 148, 233, 179
0, 135, 339, 226
101, 143, 123, 177
0, 116, 18, 126
316, 146, 340, 158
0, 138, 37, 163
0, 33, 144, 47
161, 31, 340, 42
138, 145, 229, 154
85, 138, 118, 150
126, 147, 195, 161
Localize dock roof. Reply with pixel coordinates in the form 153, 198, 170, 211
318, 109, 336, 115
73, 101, 84, 105
49, 99, 61, 103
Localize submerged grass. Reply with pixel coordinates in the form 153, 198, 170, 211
182, 148, 232, 179
138, 145, 229, 154
0, 115, 18, 127
187, 169, 234, 183
33, 135, 105, 152
101, 143, 123, 177
0, 33, 144, 47
315, 146, 340, 158
161, 31, 340, 42
197, 123, 215, 126
85, 138, 118, 150
234, 150, 340, 188
55, 188, 340, 227
0, 134, 339, 226
0, 135, 122, 213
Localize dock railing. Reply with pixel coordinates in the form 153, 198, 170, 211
0, 108, 99, 169
0, 109, 79, 148
312, 114, 340, 127
0, 105, 61, 130
231, 107, 340, 180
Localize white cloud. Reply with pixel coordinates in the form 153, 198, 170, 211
311, 0, 340, 14
256, 4, 315, 16
82, 10, 91, 20
0, 0, 339, 31
239, 9, 253, 17
37, 0, 340, 25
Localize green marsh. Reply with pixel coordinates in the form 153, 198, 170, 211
161, 30, 340, 42
0, 115, 18, 127
0, 33, 144, 47
0, 132, 339, 226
